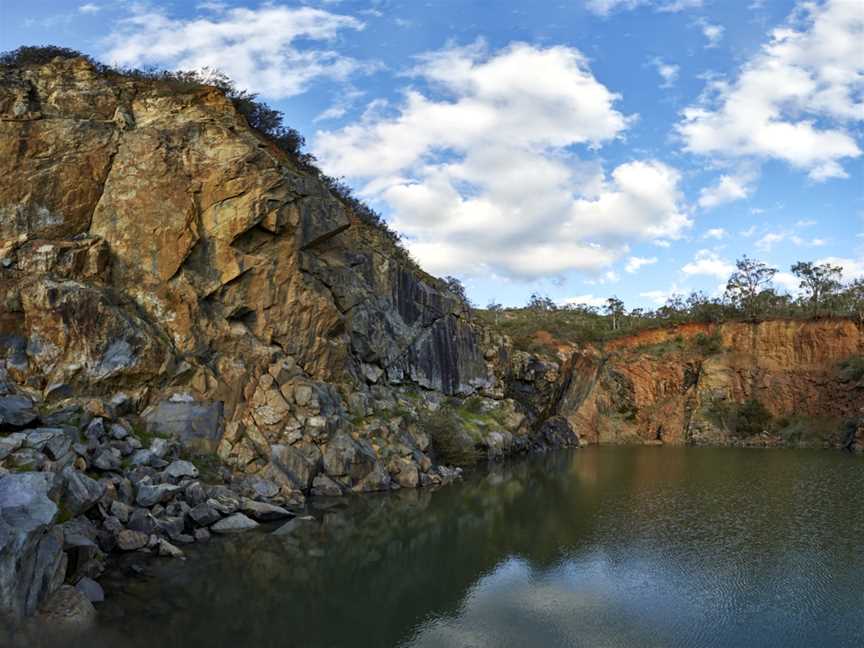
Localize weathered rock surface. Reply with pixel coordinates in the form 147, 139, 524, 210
0, 473, 65, 619
549, 320, 864, 447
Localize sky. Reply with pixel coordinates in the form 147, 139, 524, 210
2, 0, 862, 309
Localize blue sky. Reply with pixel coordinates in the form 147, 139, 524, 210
2, 0, 862, 308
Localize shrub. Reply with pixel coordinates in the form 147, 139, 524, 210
0, 45, 90, 67
838, 356, 864, 383
692, 331, 724, 356
422, 409, 481, 467
708, 398, 773, 438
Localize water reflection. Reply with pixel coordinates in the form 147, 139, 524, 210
46, 448, 864, 648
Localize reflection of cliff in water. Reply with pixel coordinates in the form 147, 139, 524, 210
50, 447, 864, 648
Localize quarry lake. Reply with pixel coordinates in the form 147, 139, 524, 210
53, 447, 863, 648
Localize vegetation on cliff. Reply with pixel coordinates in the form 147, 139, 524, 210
478, 256, 864, 355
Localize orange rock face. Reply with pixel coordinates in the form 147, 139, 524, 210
556, 320, 864, 448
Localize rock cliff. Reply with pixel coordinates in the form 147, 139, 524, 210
546, 319, 864, 448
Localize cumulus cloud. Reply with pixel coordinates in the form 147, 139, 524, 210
678, 0, 864, 182
315, 41, 690, 280
79, 3, 100, 13
681, 249, 735, 278
703, 228, 727, 240
652, 58, 680, 87
625, 256, 658, 273
585, 0, 702, 16
816, 256, 864, 282
102, 5, 369, 98
699, 20, 725, 47
697, 170, 756, 209
755, 229, 827, 251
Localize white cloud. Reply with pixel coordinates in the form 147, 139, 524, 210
699, 20, 725, 48
679, 0, 864, 182
625, 256, 658, 273
652, 58, 680, 87
756, 230, 827, 251
315, 42, 690, 280
774, 271, 801, 294
640, 284, 686, 305
103, 5, 369, 99
557, 294, 609, 308
755, 231, 787, 251
816, 256, 864, 282
585, 0, 702, 16
681, 249, 735, 278
740, 225, 758, 238
79, 3, 100, 13
703, 228, 727, 240
775, 257, 864, 294
697, 172, 754, 209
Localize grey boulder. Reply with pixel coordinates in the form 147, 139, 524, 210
0, 395, 37, 429
0, 472, 66, 619
211, 513, 259, 534
162, 460, 199, 481
60, 468, 105, 517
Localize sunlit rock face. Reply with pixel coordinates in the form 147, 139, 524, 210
0, 56, 528, 493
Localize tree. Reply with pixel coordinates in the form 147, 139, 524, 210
724, 256, 778, 319
527, 292, 557, 312
838, 279, 864, 323
486, 299, 503, 324
791, 261, 843, 312
443, 276, 472, 307
604, 296, 626, 331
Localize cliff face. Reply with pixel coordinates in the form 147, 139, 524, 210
0, 58, 537, 478
551, 319, 864, 448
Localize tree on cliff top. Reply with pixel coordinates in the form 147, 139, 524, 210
724, 256, 778, 319
791, 261, 843, 312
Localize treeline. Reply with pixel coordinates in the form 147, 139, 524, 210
475, 257, 864, 352
0, 45, 415, 268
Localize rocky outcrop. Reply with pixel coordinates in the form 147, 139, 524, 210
0, 57, 546, 493
542, 320, 864, 448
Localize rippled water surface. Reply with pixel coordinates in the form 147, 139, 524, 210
54, 447, 864, 647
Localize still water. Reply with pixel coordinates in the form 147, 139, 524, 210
59, 447, 864, 647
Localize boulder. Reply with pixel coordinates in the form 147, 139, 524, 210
91, 448, 121, 472
115, 529, 149, 551
211, 513, 259, 534
0, 472, 66, 619
0, 433, 26, 461
143, 400, 224, 452
310, 474, 343, 497
135, 482, 180, 508
74, 577, 104, 604
240, 498, 292, 522
60, 467, 105, 517
323, 432, 378, 485
539, 416, 579, 448
162, 460, 199, 481
270, 443, 321, 491
0, 395, 37, 429
157, 539, 184, 559
187, 503, 221, 527
36, 585, 96, 631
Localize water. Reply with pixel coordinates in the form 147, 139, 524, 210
46, 448, 864, 647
